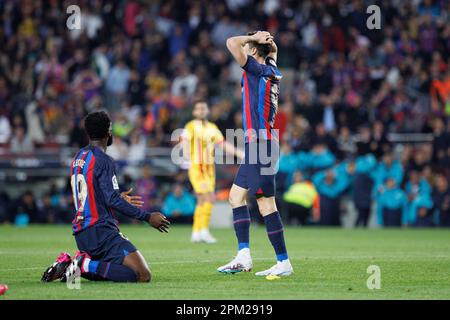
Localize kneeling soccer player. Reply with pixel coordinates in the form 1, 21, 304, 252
42, 111, 170, 283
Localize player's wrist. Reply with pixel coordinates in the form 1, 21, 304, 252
245, 35, 257, 43
143, 212, 153, 223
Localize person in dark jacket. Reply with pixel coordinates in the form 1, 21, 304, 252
14, 191, 40, 224
353, 154, 377, 227
433, 173, 450, 227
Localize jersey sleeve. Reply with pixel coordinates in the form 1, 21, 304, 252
243, 55, 282, 80
97, 157, 150, 222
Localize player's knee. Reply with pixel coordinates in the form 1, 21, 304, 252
229, 193, 245, 208
257, 198, 277, 216
137, 269, 151, 283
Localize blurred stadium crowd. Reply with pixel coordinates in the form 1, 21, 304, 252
0, 0, 450, 227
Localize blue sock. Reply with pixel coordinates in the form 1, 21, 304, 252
92, 261, 137, 282
233, 206, 250, 250
263, 212, 288, 261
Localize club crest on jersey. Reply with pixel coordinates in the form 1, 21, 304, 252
112, 175, 119, 190
73, 159, 86, 169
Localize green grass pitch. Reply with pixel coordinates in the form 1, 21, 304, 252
0, 224, 449, 299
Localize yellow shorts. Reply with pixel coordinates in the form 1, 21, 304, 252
188, 165, 215, 194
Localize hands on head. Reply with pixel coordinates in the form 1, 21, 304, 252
251, 31, 274, 45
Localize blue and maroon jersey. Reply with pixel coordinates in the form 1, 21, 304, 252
241, 55, 282, 142
70, 146, 150, 234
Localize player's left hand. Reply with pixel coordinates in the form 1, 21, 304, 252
149, 212, 170, 233
121, 188, 144, 208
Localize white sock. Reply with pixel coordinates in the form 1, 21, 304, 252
82, 257, 91, 273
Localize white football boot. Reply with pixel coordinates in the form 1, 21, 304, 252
217, 248, 253, 274
191, 231, 202, 243
255, 259, 293, 276
200, 229, 217, 244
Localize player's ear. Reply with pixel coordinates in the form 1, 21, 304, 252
107, 129, 113, 146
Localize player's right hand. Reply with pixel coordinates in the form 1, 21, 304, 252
149, 212, 170, 233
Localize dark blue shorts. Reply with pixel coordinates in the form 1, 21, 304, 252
74, 222, 137, 264
234, 141, 279, 197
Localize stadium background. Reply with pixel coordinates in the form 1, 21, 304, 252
0, 0, 450, 229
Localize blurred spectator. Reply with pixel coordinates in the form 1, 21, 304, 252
162, 183, 196, 224
0, 107, 11, 143
10, 126, 34, 154
308, 143, 336, 175
375, 178, 408, 227
337, 126, 356, 159
0, 191, 11, 223
106, 136, 129, 161
38, 193, 60, 224
171, 65, 198, 98
128, 131, 147, 163
353, 154, 377, 227
282, 171, 319, 225
135, 165, 159, 212
405, 170, 434, 227
433, 173, 450, 227
24, 100, 45, 144
112, 113, 134, 138
372, 151, 404, 192
312, 168, 349, 226
370, 121, 390, 158
14, 191, 40, 224
432, 117, 448, 163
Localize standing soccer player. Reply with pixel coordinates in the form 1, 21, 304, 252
42, 111, 170, 283
182, 100, 243, 243
217, 31, 293, 276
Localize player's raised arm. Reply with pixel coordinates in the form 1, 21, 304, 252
267, 38, 278, 63
226, 35, 254, 67
226, 31, 272, 67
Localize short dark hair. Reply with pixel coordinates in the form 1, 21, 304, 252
84, 111, 111, 140
247, 31, 272, 58
193, 99, 208, 108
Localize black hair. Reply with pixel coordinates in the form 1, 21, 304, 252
247, 31, 272, 58
84, 111, 111, 140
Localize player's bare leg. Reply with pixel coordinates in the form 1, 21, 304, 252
123, 251, 151, 283
217, 184, 253, 273
255, 196, 293, 277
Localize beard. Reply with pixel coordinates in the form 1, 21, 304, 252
107, 135, 113, 146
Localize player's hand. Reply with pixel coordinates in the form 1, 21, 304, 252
121, 188, 144, 208
149, 212, 170, 233
251, 31, 273, 44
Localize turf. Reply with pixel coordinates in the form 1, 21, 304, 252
0, 224, 449, 300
